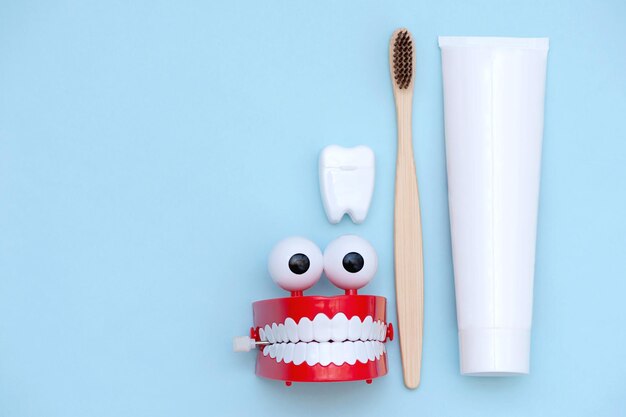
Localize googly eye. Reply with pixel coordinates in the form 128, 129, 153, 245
323, 235, 378, 291
268, 237, 323, 293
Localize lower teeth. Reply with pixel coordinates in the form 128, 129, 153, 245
262, 340, 385, 366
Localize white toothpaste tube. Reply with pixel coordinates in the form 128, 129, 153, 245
439, 36, 549, 375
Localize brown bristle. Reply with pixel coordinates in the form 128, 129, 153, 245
392, 30, 413, 89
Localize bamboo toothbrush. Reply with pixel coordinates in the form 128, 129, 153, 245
389, 28, 424, 389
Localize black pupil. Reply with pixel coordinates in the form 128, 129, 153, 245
288, 253, 310, 275
342, 252, 364, 273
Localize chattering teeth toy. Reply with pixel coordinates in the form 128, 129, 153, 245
233, 235, 393, 385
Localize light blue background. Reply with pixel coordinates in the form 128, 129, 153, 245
1, 1, 625, 416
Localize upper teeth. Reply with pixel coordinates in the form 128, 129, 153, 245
319, 145, 375, 224
259, 313, 388, 344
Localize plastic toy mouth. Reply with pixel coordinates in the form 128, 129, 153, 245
252, 294, 392, 384
260, 314, 387, 366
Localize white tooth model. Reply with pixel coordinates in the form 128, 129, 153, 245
319, 145, 375, 224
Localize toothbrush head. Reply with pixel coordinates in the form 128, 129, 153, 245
390, 29, 414, 90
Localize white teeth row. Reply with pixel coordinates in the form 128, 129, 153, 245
262, 341, 386, 366
259, 314, 387, 344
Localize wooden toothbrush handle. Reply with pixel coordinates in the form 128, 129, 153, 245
394, 94, 424, 389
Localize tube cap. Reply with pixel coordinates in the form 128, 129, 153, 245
459, 328, 530, 376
